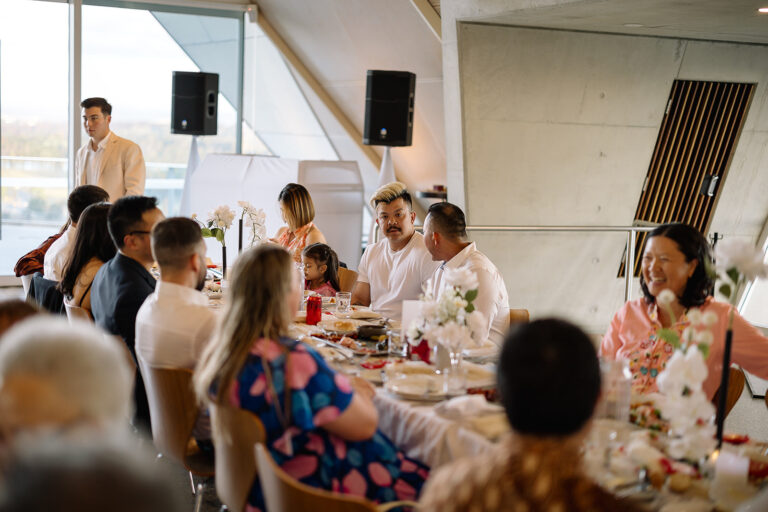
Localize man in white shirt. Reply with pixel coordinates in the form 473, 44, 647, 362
136, 217, 216, 441
75, 97, 146, 202
352, 182, 440, 320
423, 202, 510, 347
136, 217, 215, 371
43, 185, 109, 281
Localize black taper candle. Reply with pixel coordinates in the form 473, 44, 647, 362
238, 218, 243, 254
715, 327, 733, 448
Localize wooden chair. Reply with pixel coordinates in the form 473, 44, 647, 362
210, 404, 266, 512
255, 444, 417, 512
338, 267, 359, 293
137, 361, 214, 494
712, 366, 746, 419
509, 309, 530, 325
64, 303, 92, 322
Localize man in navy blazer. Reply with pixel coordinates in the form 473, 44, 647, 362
92, 195, 164, 433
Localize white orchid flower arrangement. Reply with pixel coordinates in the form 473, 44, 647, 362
713, 238, 768, 312
406, 268, 486, 353
237, 200, 267, 247
654, 290, 717, 461
192, 205, 236, 246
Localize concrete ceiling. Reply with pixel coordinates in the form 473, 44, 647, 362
458, 0, 768, 45
250, 0, 446, 205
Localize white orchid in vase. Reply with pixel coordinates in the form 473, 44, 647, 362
193, 205, 236, 278
407, 268, 485, 390
654, 289, 717, 461
237, 200, 267, 249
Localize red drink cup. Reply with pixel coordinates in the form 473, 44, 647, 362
306, 296, 322, 325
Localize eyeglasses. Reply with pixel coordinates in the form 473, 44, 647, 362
128, 230, 151, 237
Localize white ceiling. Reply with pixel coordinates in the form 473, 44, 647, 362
457, 0, 768, 45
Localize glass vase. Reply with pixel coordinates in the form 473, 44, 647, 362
441, 346, 466, 395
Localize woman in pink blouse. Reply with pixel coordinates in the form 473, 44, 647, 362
601, 223, 768, 400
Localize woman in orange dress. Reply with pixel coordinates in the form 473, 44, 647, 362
272, 183, 326, 263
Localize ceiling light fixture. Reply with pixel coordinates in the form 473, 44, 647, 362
758, 7, 768, 13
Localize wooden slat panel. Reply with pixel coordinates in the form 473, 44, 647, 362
619, 80, 755, 277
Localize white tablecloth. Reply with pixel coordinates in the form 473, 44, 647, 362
373, 390, 497, 469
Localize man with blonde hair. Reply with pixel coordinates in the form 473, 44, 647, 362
352, 182, 439, 320
0, 317, 133, 439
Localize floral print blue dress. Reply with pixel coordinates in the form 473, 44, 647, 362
226, 337, 429, 512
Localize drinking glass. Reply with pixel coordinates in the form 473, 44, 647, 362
336, 292, 351, 314
387, 329, 408, 357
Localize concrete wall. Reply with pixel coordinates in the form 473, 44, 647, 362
451, 23, 768, 333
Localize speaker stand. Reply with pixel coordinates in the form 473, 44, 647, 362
378, 146, 395, 186
179, 136, 201, 215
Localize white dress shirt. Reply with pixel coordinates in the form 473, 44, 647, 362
85, 131, 111, 187
357, 231, 440, 321
431, 242, 510, 347
43, 225, 76, 281
135, 280, 218, 369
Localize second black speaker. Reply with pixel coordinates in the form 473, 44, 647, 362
363, 70, 415, 146
171, 71, 218, 136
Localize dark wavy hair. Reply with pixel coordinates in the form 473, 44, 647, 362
302, 243, 340, 292
639, 223, 713, 308
59, 203, 116, 300
498, 318, 600, 436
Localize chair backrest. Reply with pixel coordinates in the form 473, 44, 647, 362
20, 274, 33, 296
64, 303, 92, 322
28, 273, 65, 315
255, 443, 377, 512
713, 366, 745, 419
509, 309, 530, 324
137, 361, 198, 465
210, 404, 267, 512
338, 267, 359, 293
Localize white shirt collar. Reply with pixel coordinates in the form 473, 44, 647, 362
90, 131, 111, 152
155, 280, 208, 307
443, 242, 476, 270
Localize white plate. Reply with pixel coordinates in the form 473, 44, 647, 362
385, 373, 448, 401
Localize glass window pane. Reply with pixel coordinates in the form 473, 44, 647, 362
81, 4, 241, 217
0, 0, 69, 276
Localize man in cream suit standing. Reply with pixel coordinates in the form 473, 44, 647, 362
76, 97, 146, 201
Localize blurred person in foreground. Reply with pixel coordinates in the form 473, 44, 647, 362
58, 203, 116, 319
0, 436, 181, 512
601, 222, 768, 399
420, 319, 641, 512
0, 317, 133, 443
195, 245, 428, 510
0, 300, 39, 340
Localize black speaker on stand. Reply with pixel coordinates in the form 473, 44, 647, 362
363, 70, 415, 146
171, 71, 218, 136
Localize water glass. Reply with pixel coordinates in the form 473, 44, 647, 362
336, 292, 351, 314
387, 329, 408, 357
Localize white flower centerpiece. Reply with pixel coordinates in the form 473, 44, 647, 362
237, 200, 267, 252
407, 268, 486, 393
710, 238, 768, 446
193, 205, 236, 278
655, 289, 717, 462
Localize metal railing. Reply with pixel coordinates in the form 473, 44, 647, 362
374, 225, 656, 301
